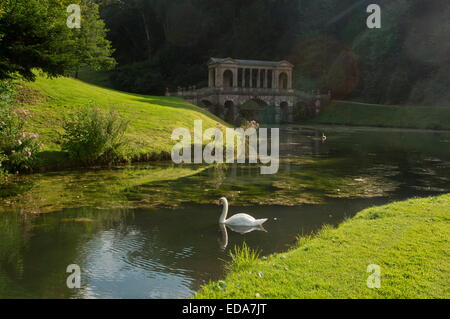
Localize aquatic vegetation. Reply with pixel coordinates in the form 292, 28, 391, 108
128, 157, 402, 208
0, 164, 209, 214
1, 127, 449, 214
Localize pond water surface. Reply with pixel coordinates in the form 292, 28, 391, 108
1, 126, 449, 298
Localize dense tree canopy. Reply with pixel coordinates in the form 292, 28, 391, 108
0, 0, 114, 80
71, 0, 116, 77
0, 0, 75, 80
0, 0, 447, 106
99, 0, 449, 106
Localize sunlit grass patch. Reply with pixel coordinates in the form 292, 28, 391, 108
13, 75, 227, 169
227, 243, 261, 272
311, 100, 450, 130
196, 194, 450, 299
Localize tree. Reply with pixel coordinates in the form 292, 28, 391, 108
96, 0, 448, 106
71, 0, 116, 78
0, 0, 76, 80
0, 0, 115, 80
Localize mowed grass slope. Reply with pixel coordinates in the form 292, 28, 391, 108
311, 100, 450, 130
196, 194, 450, 299
16, 75, 226, 161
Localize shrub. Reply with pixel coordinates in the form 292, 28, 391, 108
0, 107, 41, 172
61, 107, 129, 165
0, 80, 16, 107
0, 153, 9, 184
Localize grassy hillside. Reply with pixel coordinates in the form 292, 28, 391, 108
309, 101, 450, 130
13, 74, 226, 168
196, 194, 450, 299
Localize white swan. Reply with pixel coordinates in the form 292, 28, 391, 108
321, 133, 327, 142
218, 197, 268, 226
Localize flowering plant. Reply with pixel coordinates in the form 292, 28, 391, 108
0, 107, 40, 171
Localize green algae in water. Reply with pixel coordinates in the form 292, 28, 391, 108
1, 127, 450, 213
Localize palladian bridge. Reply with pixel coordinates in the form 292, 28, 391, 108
166, 57, 330, 124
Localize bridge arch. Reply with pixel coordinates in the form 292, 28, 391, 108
248, 98, 267, 107
239, 98, 266, 123
214, 105, 225, 119
201, 99, 213, 108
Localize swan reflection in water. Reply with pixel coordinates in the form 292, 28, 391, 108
218, 223, 267, 250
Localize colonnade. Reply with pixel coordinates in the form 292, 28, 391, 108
209, 66, 292, 90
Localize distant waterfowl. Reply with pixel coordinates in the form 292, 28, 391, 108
309, 132, 327, 142
218, 197, 268, 226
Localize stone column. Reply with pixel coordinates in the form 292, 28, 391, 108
272, 69, 278, 89
233, 68, 238, 88
249, 68, 253, 88
245, 68, 248, 88
287, 69, 293, 89
256, 68, 261, 88
239, 69, 243, 88
264, 69, 268, 88
215, 67, 222, 88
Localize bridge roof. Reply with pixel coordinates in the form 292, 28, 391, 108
209, 57, 293, 68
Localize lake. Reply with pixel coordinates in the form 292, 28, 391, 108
1, 126, 449, 298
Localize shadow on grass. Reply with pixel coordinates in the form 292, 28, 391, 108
130, 96, 227, 122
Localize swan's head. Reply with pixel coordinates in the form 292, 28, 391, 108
218, 197, 228, 205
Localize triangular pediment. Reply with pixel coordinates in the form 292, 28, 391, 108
278, 60, 294, 67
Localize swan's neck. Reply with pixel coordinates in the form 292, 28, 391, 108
219, 200, 228, 223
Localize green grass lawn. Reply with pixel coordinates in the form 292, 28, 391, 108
309, 100, 450, 130
196, 194, 450, 299
13, 74, 226, 168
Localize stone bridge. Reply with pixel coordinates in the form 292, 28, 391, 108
166, 58, 330, 124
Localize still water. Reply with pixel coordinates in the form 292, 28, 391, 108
1, 126, 449, 298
